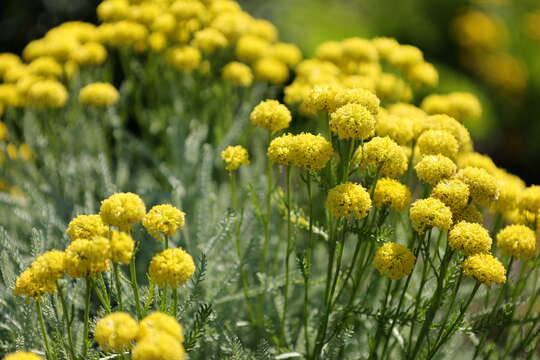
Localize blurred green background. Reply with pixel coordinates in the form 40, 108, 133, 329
2, 0, 540, 184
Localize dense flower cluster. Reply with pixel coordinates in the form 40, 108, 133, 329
373, 178, 411, 211
221, 145, 250, 171
374, 242, 416, 280
250, 100, 292, 133
326, 182, 372, 219
496, 225, 536, 260
148, 248, 195, 288
79, 82, 120, 107
143, 204, 186, 239
100, 192, 146, 231
448, 222, 492, 255
267, 132, 333, 172
410, 198, 453, 234
462, 253, 507, 286
95, 312, 139, 352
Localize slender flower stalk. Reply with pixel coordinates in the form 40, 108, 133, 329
57, 281, 76, 360
36, 301, 52, 360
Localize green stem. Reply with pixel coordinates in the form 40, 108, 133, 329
36, 301, 52, 360
95, 274, 111, 312
173, 287, 178, 318
57, 282, 76, 360
113, 263, 124, 311
130, 256, 143, 319
281, 166, 293, 344
369, 279, 393, 359
303, 174, 313, 354
82, 278, 92, 358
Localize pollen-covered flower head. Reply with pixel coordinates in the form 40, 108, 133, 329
326, 182, 372, 219
518, 186, 540, 214
14, 250, 67, 299
373, 178, 411, 211
143, 204, 186, 239
235, 35, 270, 64
3, 352, 44, 360
462, 253, 506, 286
148, 248, 195, 288
342, 37, 378, 62
79, 82, 120, 107
303, 85, 341, 114
332, 88, 380, 115
410, 197, 453, 234
415, 154, 457, 185
421, 92, 482, 122
65, 237, 110, 278
221, 145, 250, 171
448, 222, 492, 255
72, 42, 108, 66
0, 53, 21, 77
358, 136, 408, 178
417, 130, 459, 159
27, 57, 63, 78
372, 37, 399, 60
67, 214, 108, 241
100, 192, 146, 231
388, 44, 423, 69
250, 100, 291, 133
248, 18, 278, 42
269, 43, 302, 68
14, 268, 56, 299
457, 152, 497, 174
26, 80, 68, 108
453, 204, 483, 225
374, 242, 416, 280
454, 167, 499, 207
267, 133, 295, 166
222, 61, 253, 87
137, 312, 184, 343
110, 230, 134, 264
95, 312, 138, 352
423, 114, 472, 153
408, 61, 438, 87
496, 225, 536, 260
375, 111, 413, 145
254, 57, 289, 85
329, 103, 376, 140
192, 28, 228, 54
166, 46, 201, 72
431, 179, 470, 212
132, 332, 185, 360
491, 169, 525, 213
290, 133, 333, 173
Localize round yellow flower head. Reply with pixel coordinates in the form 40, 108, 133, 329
496, 225, 536, 260
148, 32, 167, 52
132, 332, 185, 360
333, 88, 380, 116
420, 94, 450, 117
210, 12, 252, 43
248, 19, 278, 42
65, 237, 110, 278
341, 75, 376, 92
448, 92, 482, 121
431, 179, 470, 212
14, 268, 57, 299
221, 145, 250, 171
149, 248, 195, 288
192, 28, 228, 54
410, 197, 453, 234
254, 57, 289, 85
28, 57, 63, 78
269, 43, 302, 68
100, 192, 146, 231
170, 1, 205, 20
235, 35, 270, 64
360, 137, 408, 178
518, 186, 540, 213
372, 37, 399, 61
423, 114, 472, 153
290, 133, 333, 173
267, 133, 295, 166
415, 155, 457, 185
491, 169, 525, 213
304, 85, 341, 114
375, 112, 413, 145
448, 222, 492, 255
462, 253, 506, 287
31, 250, 67, 284
0, 53, 21, 77
166, 46, 201, 72
453, 204, 483, 225
457, 152, 497, 174
329, 103, 376, 140
72, 42, 108, 66
0, 84, 21, 107
326, 182, 372, 219
222, 61, 253, 87
97, 0, 129, 22
388, 44, 423, 69
315, 41, 343, 63
27, 80, 68, 108
374, 242, 416, 280
408, 62, 438, 87
95, 312, 138, 352
250, 100, 291, 133
67, 214, 108, 241
110, 230, 135, 264
417, 130, 459, 159
137, 312, 184, 343
143, 204, 186, 239
79, 83, 120, 107
454, 167, 499, 207
373, 178, 411, 211
342, 37, 378, 62
152, 13, 175, 34
3, 352, 44, 360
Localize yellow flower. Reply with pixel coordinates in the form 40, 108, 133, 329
95, 312, 138, 352
388, 45, 423, 69
423, 114, 472, 153
408, 62, 438, 87
221, 145, 250, 171
410, 197, 453, 234
28, 57, 63, 78
375, 111, 413, 145
250, 100, 291, 133
454, 167, 499, 207
170, 0, 205, 20
431, 179, 470, 212
67, 214, 109, 241
359, 137, 408, 178
97, 0, 130, 22
100, 192, 146, 231
415, 155, 457, 185
235, 35, 270, 64
332, 88, 380, 115
65, 237, 111, 278
14, 250, 67, 299
496, 225, 536, 260
248, 19, 278, 42
132, 332, 185, 360
326, 182, 372, 219
222, 61, 253, 87
453, 204, 483, 225
289, 133, 333, 173
315, 41, 343, 62
72, 42, 108, 66
518, 186, 540, 214
110, 231, 135, 264
342, 37, 378, 62
148, 248, 195, 288
254, 57, 289, 85
26, 80, 68, 108
143, 204, 186, 238
3, 352, 44, 360
374, 242, 416, 280
462, 253, 506, 286
422, 92, 481, 122
166, 46, 201, 72
267, 133, 295, 166
269, 43, 302, 68
210, 12, 252, 43
448, 222, 492, 255
0, 53, 22, 77
457, 152, 496, 174
192, 28, 228, 54
304, 85, 341, 114
330, 103, 376, 140
491, 169, 525, 213
137, 312, 184, 343
372, 37, 400, 61
79, 83, 120, 107
417, 130, 459, 159
14, 268, 57, 299
373, 178, 411, 211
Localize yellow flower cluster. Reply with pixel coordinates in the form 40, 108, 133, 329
221, 145, 250, 171
95, 312, 139, 352
67, 214, 108, 241
448, 222, 492, 255
329, 103, 376, 140
373, 242, 416, 280
100, 192, 147, 231
250, 100, 291, 133
417, 130, 459, 159
148, 248, 195, 288
267, 133, 333, 172
110, 230, 135, 264
65, 237, 111, 278
431, 179, 470, 213
462, 253, 506, 286
326, 182, 372, 219
454, 167, 499, 207
421, 92, 482, 122
222, 61, 253, 87
143, 204, 186, 239
496, 225, 536, 260
373, 178, 411, 211
79, 82, 120, 107
409, 197, 453, 234
375, 110, 414, 145
357, 136, 408, 178
415, 155, 457, 185
14, 250, 67, 299
3, 352, 43, 360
